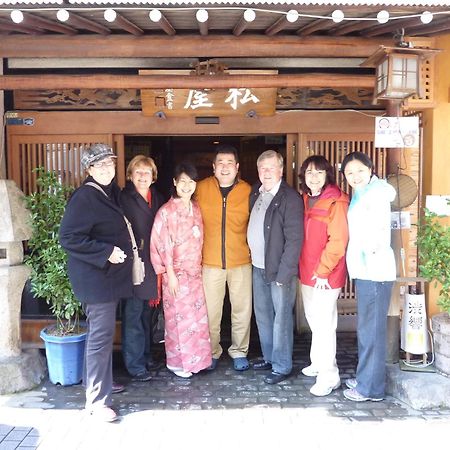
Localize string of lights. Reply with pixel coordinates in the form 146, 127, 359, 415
3, 7, 450, 26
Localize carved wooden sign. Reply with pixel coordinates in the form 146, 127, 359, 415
13, 87, 375, 111
139, 69, 277, 117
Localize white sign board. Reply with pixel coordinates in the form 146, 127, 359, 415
374, 116, 419, 148
425, 195, 450, 216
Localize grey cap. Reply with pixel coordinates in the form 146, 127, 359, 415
81, 143, 117, 170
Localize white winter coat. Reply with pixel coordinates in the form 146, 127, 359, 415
346, 175, 397, 282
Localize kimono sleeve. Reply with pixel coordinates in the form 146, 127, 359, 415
150, 207, 174, 275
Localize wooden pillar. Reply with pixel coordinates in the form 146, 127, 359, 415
0, 60, 5, 179
385, 100, 402, 176
385, 99, 403, 363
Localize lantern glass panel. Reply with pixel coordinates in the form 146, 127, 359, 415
376, 59, 388, 95
391, 55, 418, 91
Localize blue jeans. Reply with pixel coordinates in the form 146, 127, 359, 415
121, 297, 154, 376
355, 279, 393, 398
252, 267, 296, 375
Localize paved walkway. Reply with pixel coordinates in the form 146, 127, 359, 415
1, 332, 450, 449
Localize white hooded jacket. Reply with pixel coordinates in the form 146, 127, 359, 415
346, 175, 397, 282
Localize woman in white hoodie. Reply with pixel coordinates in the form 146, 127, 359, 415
341, 152, 396, 402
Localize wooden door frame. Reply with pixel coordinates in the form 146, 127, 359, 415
7, 110, 378, 186
8, 109, 379, 346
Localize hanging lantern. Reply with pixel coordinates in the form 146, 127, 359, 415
361, 46, 440, 101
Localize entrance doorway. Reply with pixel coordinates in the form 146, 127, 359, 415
124, 135, 286, 198
124, 134, 286, 346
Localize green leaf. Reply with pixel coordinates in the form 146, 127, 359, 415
25, 168, 82, 335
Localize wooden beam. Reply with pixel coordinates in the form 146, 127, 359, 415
404, 17, 450, 37
362, 17, 420, 38
152, 12, 176, 36
265, 17, 290, 36
233, 13, 250, 37
0, 18, 45, 35
112, 13, 144, 36
198, 21, 209, 36
22, 12, 78, 35
330, 15, 377, 36
296, 18, 333, 37
64, 12, 111, 35
0, 35, 390, 58
0, 73, 375, 90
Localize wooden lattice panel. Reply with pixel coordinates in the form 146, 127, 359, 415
8, 134, 111, 195
404, 37, 437, 110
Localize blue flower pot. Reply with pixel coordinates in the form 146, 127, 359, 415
40, 327, 87, 386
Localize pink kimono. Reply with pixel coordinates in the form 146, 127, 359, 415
150, 197, 212, 373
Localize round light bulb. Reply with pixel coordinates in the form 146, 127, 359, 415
56, 9, 70, 23
331, 10, 344, 23
286, 10, 299, 23
149, 9, 162, 23
244, 9, 256, 23
10, 10, 24, 24
376, 10, 390, 24
420, 11, 433, 24
196, 9, 208, 24
104, 9, 117, 23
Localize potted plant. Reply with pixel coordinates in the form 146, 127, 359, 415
417, 206, 450, 376
24, 168, 86, 385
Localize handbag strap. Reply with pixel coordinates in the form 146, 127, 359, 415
85, 182, 138, 251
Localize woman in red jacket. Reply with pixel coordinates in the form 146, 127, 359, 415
298, 155, 349, 397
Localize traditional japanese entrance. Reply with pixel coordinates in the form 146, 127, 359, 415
8, 109, 409, 345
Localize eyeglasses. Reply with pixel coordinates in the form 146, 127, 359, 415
91, 159, 115, 169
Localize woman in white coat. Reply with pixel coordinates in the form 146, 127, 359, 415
341, 151, 396, 402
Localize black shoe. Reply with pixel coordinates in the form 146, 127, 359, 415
253, 360, 272, 370
264, 372, 290, 385
131, 370, 152, 382
146, 361, 163, 371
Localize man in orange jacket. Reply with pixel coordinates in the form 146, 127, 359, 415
196, 144, 252, 371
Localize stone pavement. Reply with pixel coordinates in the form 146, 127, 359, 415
1, 332, 450, 450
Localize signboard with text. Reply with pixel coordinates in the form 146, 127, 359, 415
374, 116, 419, 148
140, 70, 277, 117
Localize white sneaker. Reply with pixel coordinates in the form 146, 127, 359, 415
343, 388, 383, 402
345, 378, 357, 389
167, 365, 193, 378
88, 407, 118, 422
172, 370, 193, 378
310, 380, 341, 397
301, 365, 318, 377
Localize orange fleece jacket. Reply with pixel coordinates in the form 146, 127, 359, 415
196, 176, 251, 269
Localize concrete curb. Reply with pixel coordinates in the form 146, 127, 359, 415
386, 363, 450, 410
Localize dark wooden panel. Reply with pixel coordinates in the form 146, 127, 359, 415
14, 89, 141, 110
14, 87, 376, 110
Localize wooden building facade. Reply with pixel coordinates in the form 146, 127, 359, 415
1, 1, 449, 344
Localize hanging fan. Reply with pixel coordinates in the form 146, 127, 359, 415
387, 173, 418, 211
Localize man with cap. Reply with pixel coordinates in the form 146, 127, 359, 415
60, 143, 133, 422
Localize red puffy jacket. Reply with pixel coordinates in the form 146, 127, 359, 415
299, 184, 349, 289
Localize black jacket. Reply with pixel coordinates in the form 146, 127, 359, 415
59, 177, 133, 304
120, 181, 163, 300
250, 180, 304, 284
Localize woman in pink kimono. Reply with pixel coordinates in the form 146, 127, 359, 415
150, 162, 212, 378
